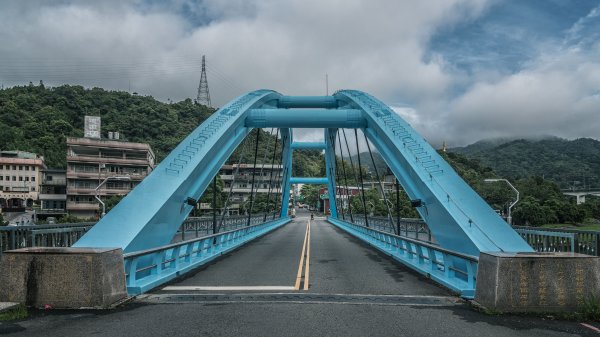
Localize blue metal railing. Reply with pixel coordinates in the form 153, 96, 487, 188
123, 217, 291, 295
0, 215, 271, 254
175, 214, 271, 242
353, 216, 432, 242
328, 217, 478, 298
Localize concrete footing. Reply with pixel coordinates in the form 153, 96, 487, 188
0, 247, 127, 309
475, 252, 600, 312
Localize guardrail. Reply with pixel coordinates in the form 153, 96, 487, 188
514, 226, 599, 256
0, 214, 275, 254
124, 217, 291, 295
352, 216, 432, 242
0, 222, 95, 255
175, 214, 272, 242
328, 217, 478, 298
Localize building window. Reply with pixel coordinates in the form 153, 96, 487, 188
12, 165, 16, 170
32, 167, 36, 171
25, 177, 29, 182
19, 165, 23, 170
25, 166, 29, 171
5, 176, 8, 181
31, 177, 35, 182
0, 165, 3, 170
19, 176, 23, 181
0, 176, 2, 181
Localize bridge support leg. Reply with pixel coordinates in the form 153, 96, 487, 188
324, 128, 338, 217
0, 247, 127, 309
279, 129, 293, 218
475, 252, 600, 312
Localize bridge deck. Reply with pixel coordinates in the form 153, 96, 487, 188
3, 212, 598, 336
152, 212, 448, 296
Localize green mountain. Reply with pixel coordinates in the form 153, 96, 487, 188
450, 137, 600, 189
0, 83, 213, 168
0, 84, 323, 174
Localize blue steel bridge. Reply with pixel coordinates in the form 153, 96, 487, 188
71, 89, 532, 298
5, 90, 600, 337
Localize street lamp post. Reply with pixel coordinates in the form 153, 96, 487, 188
95, 176, 131, 218
484, 178, 519, 225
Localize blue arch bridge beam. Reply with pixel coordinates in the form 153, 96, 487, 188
75, 89, 531, 259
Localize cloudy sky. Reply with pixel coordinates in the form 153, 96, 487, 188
0, 0, 599, 146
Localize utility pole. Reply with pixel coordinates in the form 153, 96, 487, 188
325, 73, 329, 95
196, 55, 211, 108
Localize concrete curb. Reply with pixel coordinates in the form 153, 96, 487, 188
0, 302, 19, 314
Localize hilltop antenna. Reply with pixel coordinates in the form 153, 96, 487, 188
196, 55, 212, 107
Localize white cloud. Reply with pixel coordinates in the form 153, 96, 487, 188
0, 0, 598, 146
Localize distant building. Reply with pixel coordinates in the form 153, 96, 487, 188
318, 186, 360, 215
66, 136, 155, 219
38, 169, 67, 220
218, 163, 283, 215
0, 151, 46, 212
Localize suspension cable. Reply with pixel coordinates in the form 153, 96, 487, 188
250, 128, 273, 220
218, 136, 249, 231
212, 176, 217, 238
264, 128, 280, 221
364, 133, 396, 234
354, 129, 370, 228
337, 129, 353, 222
341, 129, 359, 222
396, 176, 402, 236
332, 131, 345, 221
273, 132, 287, 220
247, 128, 261, 226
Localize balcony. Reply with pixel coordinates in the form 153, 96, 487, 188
66, 202, 98, 211
67, 155, 150, 166
67, 188, 132, 195
41, 178, 67, 186
39, 194, 67, 201
66, 170, 148, 180
37, 208, 67, 215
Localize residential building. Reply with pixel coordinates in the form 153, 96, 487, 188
66, 136, 155, 219
0, 151, 45, 212
216, 163, 283, 215
38, 169, 67, 220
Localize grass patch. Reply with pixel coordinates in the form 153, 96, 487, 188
0, 304, 28, 321
582, 294, 600, 321
473, 295, 600, 322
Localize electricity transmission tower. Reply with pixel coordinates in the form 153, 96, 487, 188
196, 55, 211, 107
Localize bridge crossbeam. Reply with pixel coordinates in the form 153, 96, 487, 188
246, 109, 365, 128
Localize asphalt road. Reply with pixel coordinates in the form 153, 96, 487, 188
1, 211, 599, 336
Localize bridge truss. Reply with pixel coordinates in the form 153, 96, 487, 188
74, 90, 533, 296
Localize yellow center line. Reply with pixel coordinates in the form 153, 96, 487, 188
304, 220, 311, 290
294, 220, 310, 290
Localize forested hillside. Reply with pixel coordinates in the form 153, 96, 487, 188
0, 83, 323, 173
0, 83, 213, 168
451, 137, 600, 189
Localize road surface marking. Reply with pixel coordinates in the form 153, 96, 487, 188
294, 220, 311, 290
581, 323, 600, 333
162, 286, 296, 291
304, 219, 311, 290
